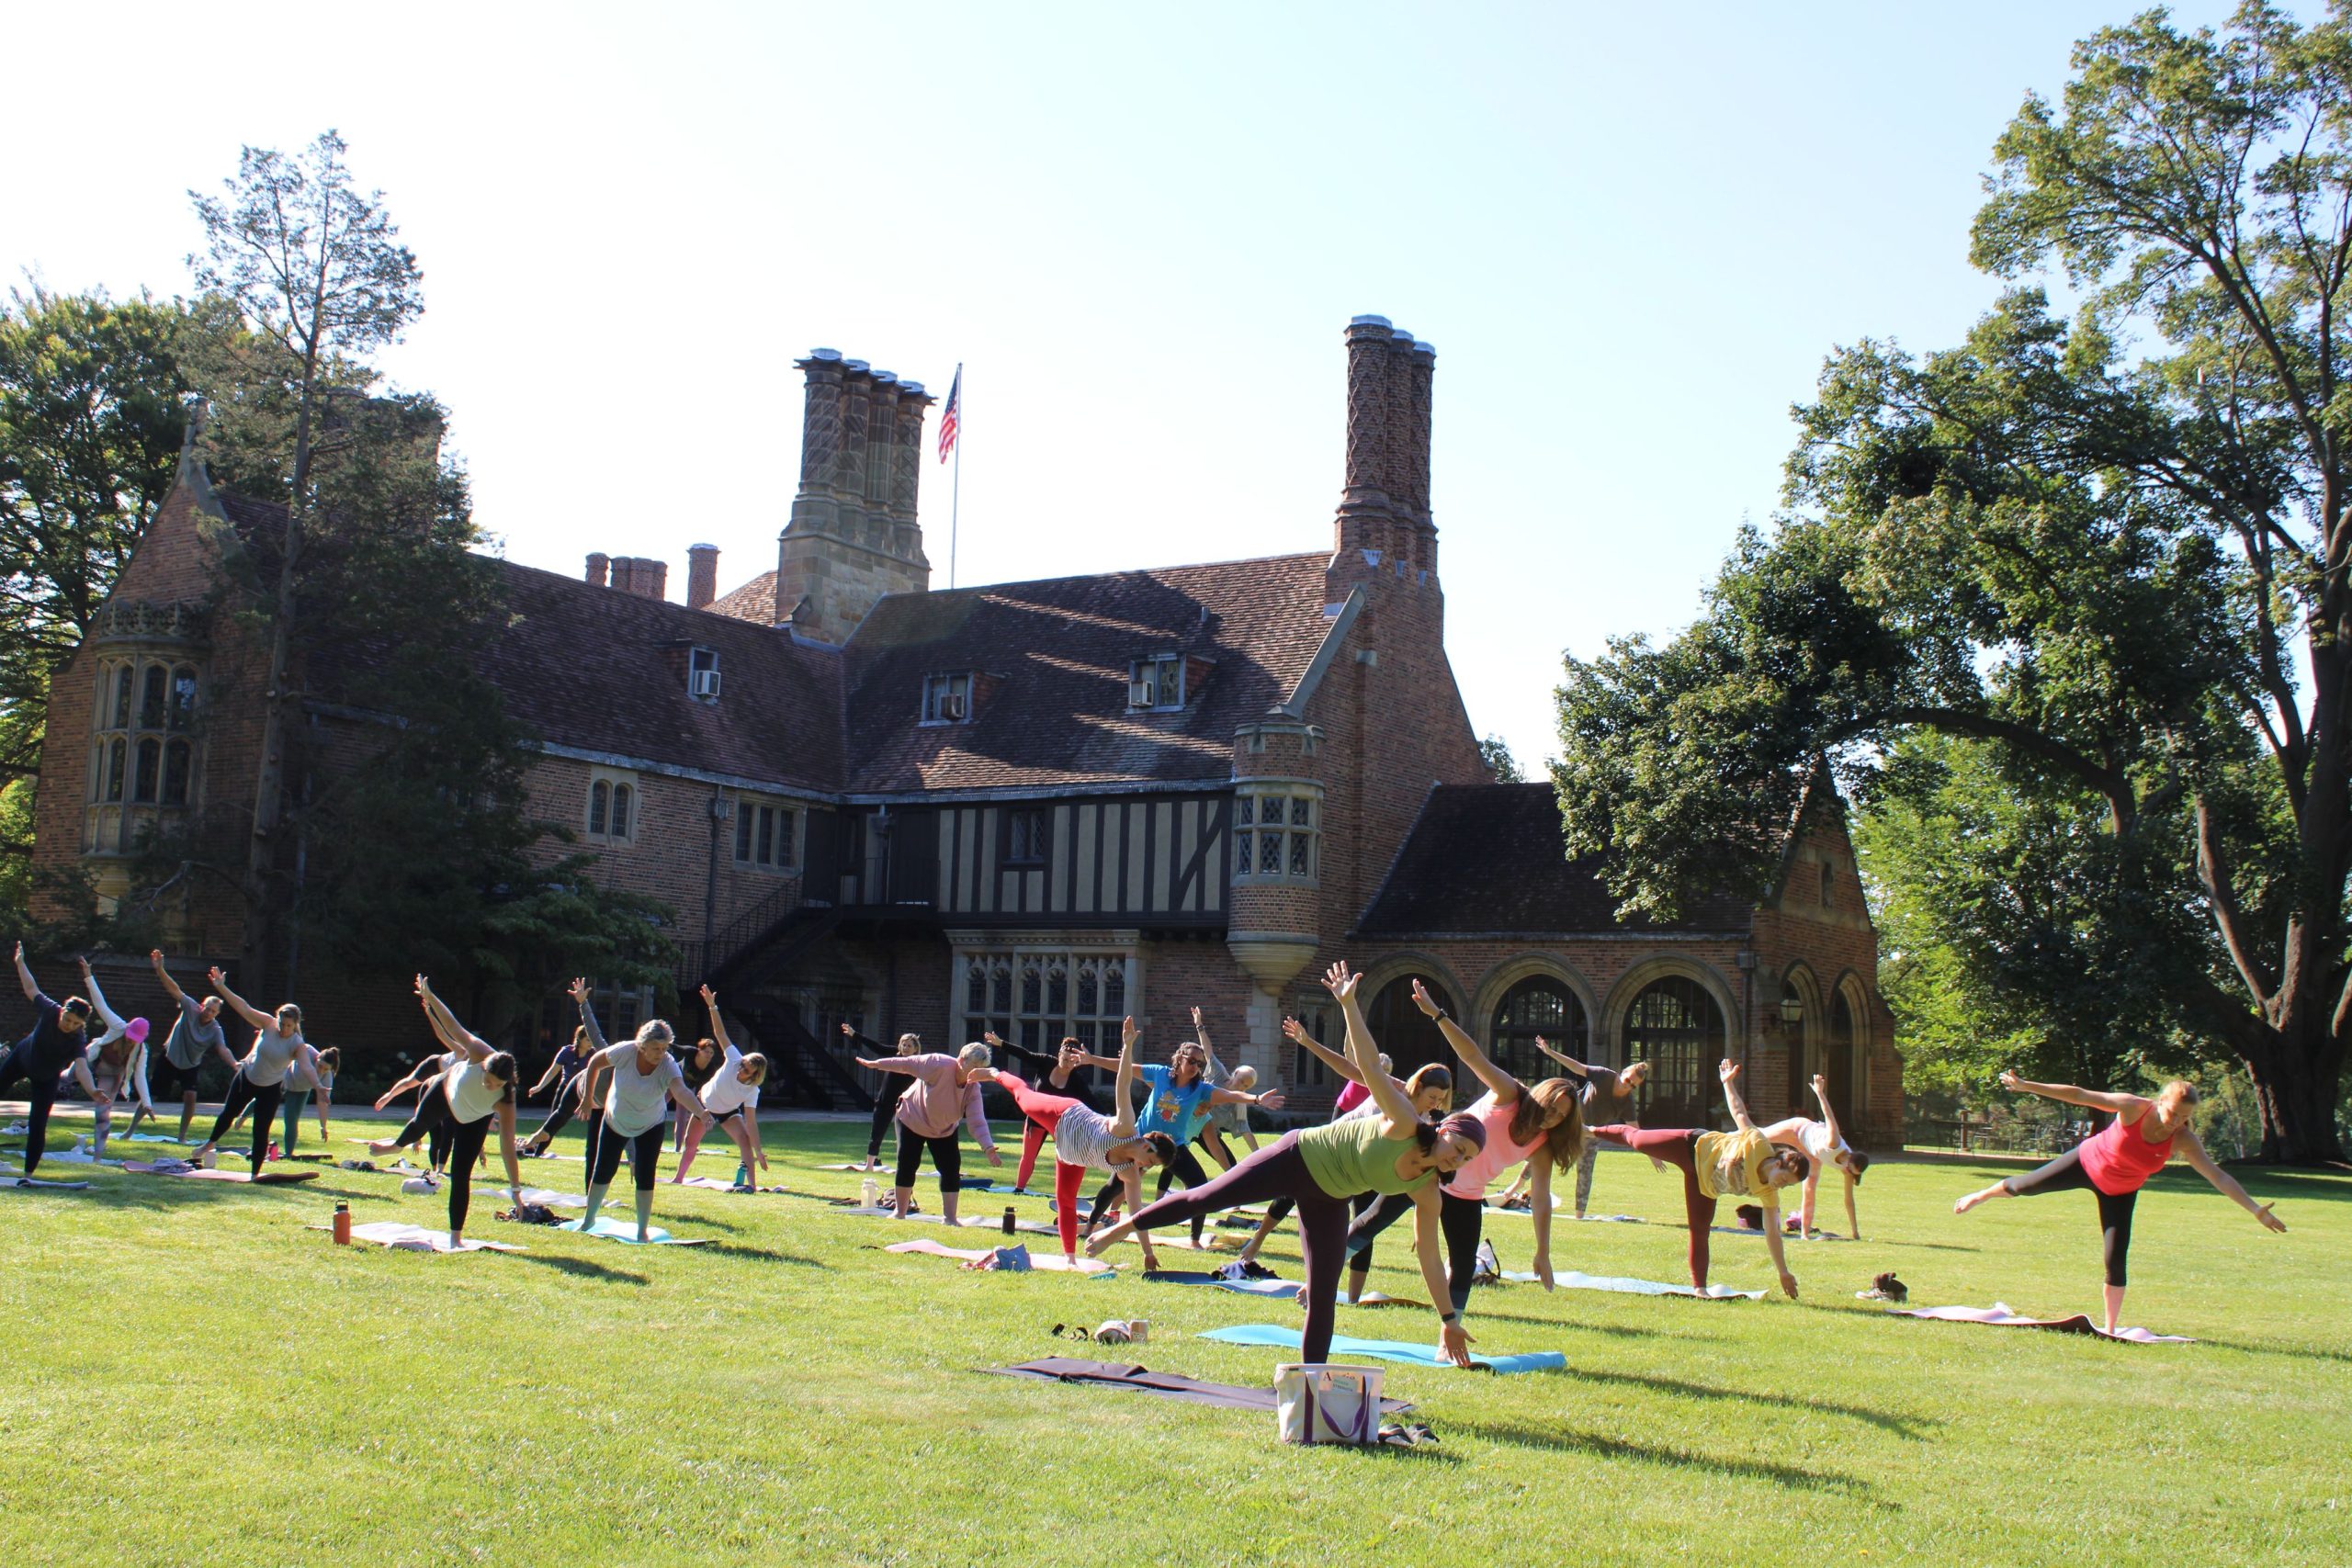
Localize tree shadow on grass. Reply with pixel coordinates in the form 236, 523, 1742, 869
1458, 1417, 1885, 1499
508, 1250, 650, 1286
2192, 1334, 2352, 1365
1565, 1365, 1938, 1438
698, 1241, 828, 1268
1455, 1309, 1702, 1341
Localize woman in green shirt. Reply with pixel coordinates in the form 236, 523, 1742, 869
1090, 960, 1482, 1367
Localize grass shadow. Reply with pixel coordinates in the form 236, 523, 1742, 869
2191, 1334, 2352, 1365
1568, 1365, 1937, 1438
1458, 1416, 1883, 1498
508, 1249, 650, 1286
700, 1241, 828, 1269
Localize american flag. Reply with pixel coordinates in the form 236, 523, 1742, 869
937, 365, 962, 463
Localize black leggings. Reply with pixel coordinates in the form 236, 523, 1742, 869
1125, 1133, 1352, 1363
868, 1077, 910, 1160
894, 1124, 962, 1192
206, 1071, 283, 1177
1089, 1143, 1211, 1243
1344, 1189, 1485, 1311
0, 1041, 65, 1178
588, 1120, 664, 1191
445, 1113, 493, 1232
2003, 1145, 2141, 1287
527, 1077, 581, 1144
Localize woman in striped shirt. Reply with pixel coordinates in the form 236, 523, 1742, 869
988, 1015, 1173, 1268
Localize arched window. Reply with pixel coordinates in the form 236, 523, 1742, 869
1623, 976, 1725, 1127
1781, 977, 1809, 1116
163, 739, 192, 807
169, 666, 198, 728
111, 665, 133, 729
1366, 974, 1457, 1087
588, 781, 610, 836
139, 664, 166, 728
105, 738, 127, 803
611, 783, 633, 840
1489, 976, 1588, 1084
132, 739, 161, 803
1826, 987, 1860, 1133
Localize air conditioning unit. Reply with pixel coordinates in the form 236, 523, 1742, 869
1130, 676, 1157, 709
939, 694, 965, 720
692, 668, 722, 700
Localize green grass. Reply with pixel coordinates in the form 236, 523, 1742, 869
2, 1110, 2346, 1567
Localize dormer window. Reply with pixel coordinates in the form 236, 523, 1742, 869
922, 672, 972, 724
1129, 654, 1185, 711
689, 647, 721, 702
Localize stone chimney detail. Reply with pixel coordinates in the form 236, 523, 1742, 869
686, 544, 719, 611
1332, 315, 1439, 581
606, 557, 668, 600
775, 349, 933, 642
585, 552, 610, 588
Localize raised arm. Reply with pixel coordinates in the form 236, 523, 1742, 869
854, 1055, 922, 1077
1110, 1016, 1142, 1138
76, 959, 126, 1035
2177, 1129, 2288, 1232
1805, 1072, 1848, 1150
1417, 980, 1517, 1102
699, 985, 734, 1055
13, 942, 38, 1002
204, 967, 272, 1031
569, 977, 608, 1053
148, 949, 187, 1008
1532, 1035, 1589, 1076
1281, 1015, 1366, 1087
1718, 1058, 1758, 1134
1997, 1069, 2143, 1118
1325, 961, 1416, 1134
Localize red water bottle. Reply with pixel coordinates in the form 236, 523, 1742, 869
332, 1201, 351, 1245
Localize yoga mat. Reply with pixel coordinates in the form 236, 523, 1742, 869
1143, 1269, 1303, 1299
669, 1176, 788, 1192
124, 1162, 317, 1185
883, 1236, 1114, 1274
119, 1133, 184, 1144
557, 1215, 706, 1246
3, 1177, 91, 1190
1713, 1224, 1849, 1241
1500, 1269, 1763, 1301
1894, 1303, 2194, 1345
349, 1221, 524, 1254
985, 1357, 1412, 1415
1197, 1325, 1566, 1375
814, 1163, 1002, 1190
514, 1186, 585, 1208
833, 1203, 1059, 1236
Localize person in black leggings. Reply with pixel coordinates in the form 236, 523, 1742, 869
844, 1025, 919, 1172
520, 1026, 594, 1156
3, 944, 95, 1181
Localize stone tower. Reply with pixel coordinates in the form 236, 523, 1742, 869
775, 350, 934, 642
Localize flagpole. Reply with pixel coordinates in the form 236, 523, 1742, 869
948, 363, 964, 590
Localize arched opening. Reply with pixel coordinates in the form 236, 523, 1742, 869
1489, 976, 1588, 1086
1827, 986, 1860, 1133
1623, 976, 1725, 1127
1781, 976, 1810, 1116
1367, 973, 1457, 1084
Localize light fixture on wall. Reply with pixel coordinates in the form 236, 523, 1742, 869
1781, 995, 1804, 1025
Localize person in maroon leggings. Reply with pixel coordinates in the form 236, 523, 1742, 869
1590, 1059, 1808, 1298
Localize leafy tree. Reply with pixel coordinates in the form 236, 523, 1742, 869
0, 288, 202, 908
1479, 733, 1523, 784
1555, 5, 2352, 1160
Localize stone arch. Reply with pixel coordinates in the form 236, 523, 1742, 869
1824, 967, 1874, 1134
1353, 951, 1472, 1085
1469, 954, 1600, 1085
1602, 955, 1739, 1128
1777, 960, 1825, 1117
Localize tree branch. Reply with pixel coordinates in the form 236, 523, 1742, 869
2196, 795, 2278, 1007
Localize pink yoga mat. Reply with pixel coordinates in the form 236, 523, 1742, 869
1894, 1303, 2193, 1344
884, 1236, 1113, 1273
348, 1221, 524, 1254
124, 1162, 317, 1185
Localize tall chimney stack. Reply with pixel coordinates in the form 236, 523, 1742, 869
585, 552, 610, 587
1333, 315, 1438, 581
775, 350, 935, 642
686, 544, 720, 611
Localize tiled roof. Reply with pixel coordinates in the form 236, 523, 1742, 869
707, 570, 780, 626
841, 554, 1336, 794
1355, 784, 1757, 936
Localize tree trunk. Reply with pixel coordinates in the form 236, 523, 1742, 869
2242, 1030, 2346, 1164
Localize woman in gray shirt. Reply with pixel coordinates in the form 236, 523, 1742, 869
187, 968, 327, 1178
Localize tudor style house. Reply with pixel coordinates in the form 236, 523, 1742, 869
33, 319, 1903, 1145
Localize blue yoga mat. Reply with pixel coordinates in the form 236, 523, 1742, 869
1198, 1324, 1565, 1375
558, 1216, 704, 1246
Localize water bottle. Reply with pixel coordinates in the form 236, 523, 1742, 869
331, 1201, 351, 1246
1002, 1205, 1017, 1235
861, 1176, 879, 1209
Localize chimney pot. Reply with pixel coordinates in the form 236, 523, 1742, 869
585, 552, 610, 588
810, 346, 842, 361
844, 359, 870, 373
686, 544, 720, 611
1349, 314, 1393, 328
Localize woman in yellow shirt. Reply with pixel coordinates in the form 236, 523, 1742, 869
1589, 1059, 1807, 1298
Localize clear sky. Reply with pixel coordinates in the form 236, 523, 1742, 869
2, 1, 2259, 773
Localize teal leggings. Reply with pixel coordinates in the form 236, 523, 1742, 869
282, 1089, 311, 1153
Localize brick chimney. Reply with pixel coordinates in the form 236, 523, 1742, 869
607, 557, 668, 600
686, 544, 719, 611
775, 350, 934, 641
585, 552, 610, 587
1331, 315, 1438, 586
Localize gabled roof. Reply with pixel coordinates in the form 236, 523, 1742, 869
1355, 784, 1756, 937
707, 570, 782, 626
839, 554, 1336, 794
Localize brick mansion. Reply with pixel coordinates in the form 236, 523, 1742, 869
34, 316, 1902, 1143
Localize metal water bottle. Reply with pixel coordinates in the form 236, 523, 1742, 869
1002, 1204, 1017, 1235
332, 1201, 351, 1245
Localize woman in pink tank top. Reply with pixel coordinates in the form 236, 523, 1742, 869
1955, 1073, 2285, 1334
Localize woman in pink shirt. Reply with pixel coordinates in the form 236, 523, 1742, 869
1340, 980, 1584, 1313
855, 1040, 1002, 1226
1955, 1072, 2285, 1333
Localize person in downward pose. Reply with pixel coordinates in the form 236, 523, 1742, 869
185, 968, 328, 1178
401, 976, 525, 1247
1588, 1059, 1807, 1299
1755, 1073, 1870, 1239
569, 978, 708, 1240
671, 985, 768, 1189
988, 1015, 1174, 1268
1953, 1071, 2284, 1334
1091, 962, 1481, 1369
853, 1037, 1002, 1227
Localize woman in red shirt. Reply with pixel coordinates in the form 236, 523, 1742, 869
1955, 1072, 2286, 1333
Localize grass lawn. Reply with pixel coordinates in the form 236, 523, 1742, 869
2, 1107, 2346, 1568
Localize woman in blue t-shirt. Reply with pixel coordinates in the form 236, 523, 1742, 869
1071, 1017, 1283, 1247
